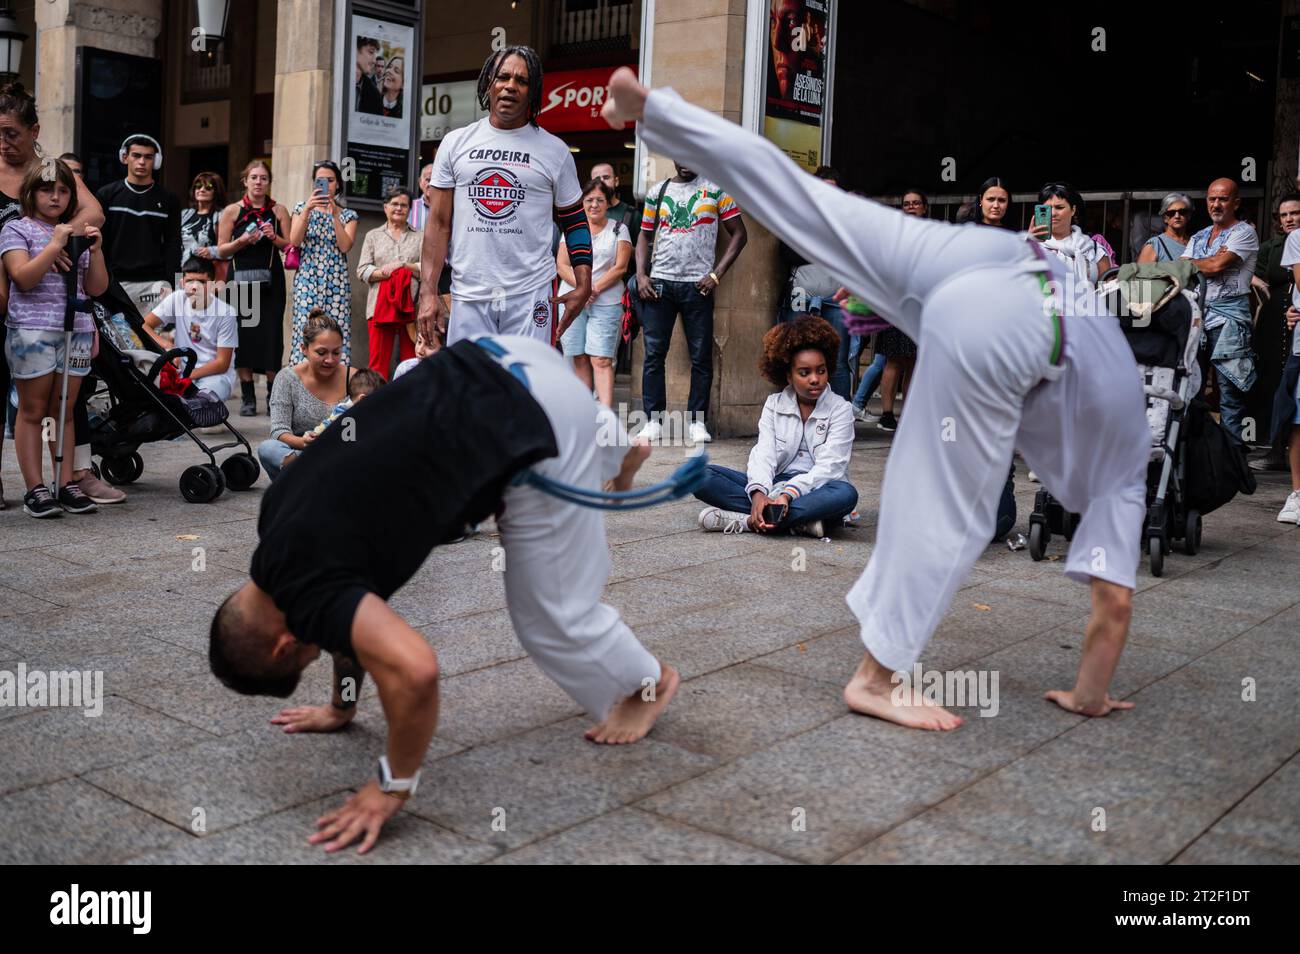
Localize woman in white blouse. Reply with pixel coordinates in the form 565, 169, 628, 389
694, 316, 858, 538
555, 179, 633, 407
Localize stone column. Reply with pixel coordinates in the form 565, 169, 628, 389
272, 0, 338, 362
633, 0, 781, 438
35, 0, 164, 157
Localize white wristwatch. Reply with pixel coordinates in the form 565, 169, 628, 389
377, 756, 421, 797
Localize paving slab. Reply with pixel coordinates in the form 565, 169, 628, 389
125, 794, 498, 865
406, 717, 716, 851
491, 807, 793, 864
0, 778, 188, 864
639, 717, 983, 864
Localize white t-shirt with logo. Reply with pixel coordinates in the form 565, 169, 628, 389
153, 288, 239, 391
558, 218, 633, 307
433, 117, 583, 302
1282, 229, 1300, 355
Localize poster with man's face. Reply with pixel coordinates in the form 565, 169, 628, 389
764, 0, 829, 171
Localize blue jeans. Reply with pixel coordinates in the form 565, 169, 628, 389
258, 438, 297, 480
1205, 323, 1251, 446
694, 465, 858, 530
853, 350, 887, 410
641, 279, 714, 418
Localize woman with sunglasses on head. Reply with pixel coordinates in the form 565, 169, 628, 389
1136, 193, 1193, 264
289, 160, 358, 365
181, 171, 227, 272
218, 160, 291, 415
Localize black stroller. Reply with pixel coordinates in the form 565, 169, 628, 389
1028, 266, 1212, 576
85, 282, 260, 502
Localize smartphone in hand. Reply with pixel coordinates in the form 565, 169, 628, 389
314, 177, 330, 199
762, 502, 788, 526
1033, 204, 1051, 236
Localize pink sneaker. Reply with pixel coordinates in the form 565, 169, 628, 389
74, 470, 126, 504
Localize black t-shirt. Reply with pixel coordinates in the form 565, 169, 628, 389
249, 340, 558, 656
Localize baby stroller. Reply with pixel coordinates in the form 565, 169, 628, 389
1028, 264, 1206, 576
85, 282, 260, 503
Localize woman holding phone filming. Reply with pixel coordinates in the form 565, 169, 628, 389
693, 316, 858, 537
1028, 181, 1110, 286
289, 160, 358, 364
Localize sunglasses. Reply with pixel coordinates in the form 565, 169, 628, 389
193, 181, 215, 190
1164, 208, 1189, 217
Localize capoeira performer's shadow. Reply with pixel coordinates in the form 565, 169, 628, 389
601, 69, 1150, 732
210, 335, 679, 853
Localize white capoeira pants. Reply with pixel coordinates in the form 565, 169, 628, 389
447, 283, 554, 346
641, 88, 1149, 672
487, 335, 661, 719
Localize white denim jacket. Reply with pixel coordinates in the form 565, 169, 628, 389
745, 386, 855, 499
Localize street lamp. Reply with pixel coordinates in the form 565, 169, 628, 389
0, 8, 27, 80
194, 0, 231, 47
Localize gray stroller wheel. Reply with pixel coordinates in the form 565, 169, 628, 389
180, 463, 225, 503
1148, 535, 1164, 577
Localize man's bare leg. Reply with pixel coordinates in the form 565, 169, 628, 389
843, 650, 964, 731
585, 661, 680, 744
1045, 578, 1136, 716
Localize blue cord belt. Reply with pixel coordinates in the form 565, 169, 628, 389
472, 337, 708, 510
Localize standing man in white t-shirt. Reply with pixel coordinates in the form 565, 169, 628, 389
1181, 178, 1259, 446
142, 256, 240, 401
417, 47, 591, 348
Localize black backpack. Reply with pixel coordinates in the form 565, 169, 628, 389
1182, 399, 1256, 515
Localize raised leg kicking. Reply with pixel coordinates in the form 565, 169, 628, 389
603, 69, 1148, 730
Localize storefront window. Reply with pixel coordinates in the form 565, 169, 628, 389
551, 0, 636, 56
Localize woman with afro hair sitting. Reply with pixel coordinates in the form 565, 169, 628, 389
695, 315, 858, 536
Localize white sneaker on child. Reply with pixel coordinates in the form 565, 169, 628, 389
689, 421, 712, 444
1278, 490, 1300, 525
698, 507, 750, 533
639, 420, 663, 442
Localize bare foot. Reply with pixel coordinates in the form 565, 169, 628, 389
600, 67, 647, 129
585, 664, 680, 744
1044, 689, 1134, 717
842, 652, 964, 731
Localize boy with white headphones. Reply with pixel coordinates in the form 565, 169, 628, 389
96, 134, 182, 317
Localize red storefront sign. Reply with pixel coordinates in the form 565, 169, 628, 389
537, 66, 638, 133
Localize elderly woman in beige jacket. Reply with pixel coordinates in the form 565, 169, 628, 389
357, 185, 422, 376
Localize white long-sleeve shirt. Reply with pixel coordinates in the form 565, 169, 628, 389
745, 386, 855, 499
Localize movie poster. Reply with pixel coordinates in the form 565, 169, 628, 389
346, 13, 415, 202
764, 0, 830, 171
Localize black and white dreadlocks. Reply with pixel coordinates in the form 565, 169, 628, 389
476, 45, 545, 127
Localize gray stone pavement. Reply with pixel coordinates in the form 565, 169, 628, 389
1, 393, 1298, 864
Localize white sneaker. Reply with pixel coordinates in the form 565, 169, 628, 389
1028, 471, 1041, 483
792, 519, 824, 538
853, 406, 879, 424
1278, 490, 1300, 524
638, 420, 663, 442
689, 421, 712, 444
698, 507, 750, 533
